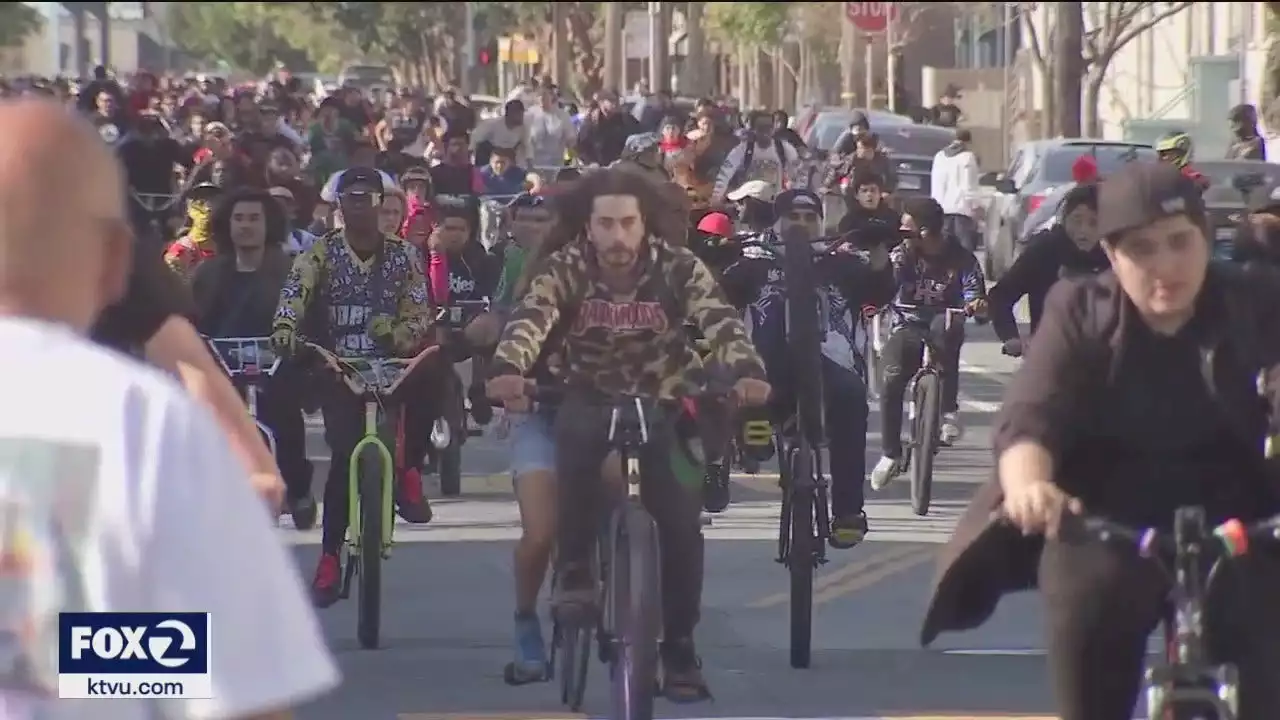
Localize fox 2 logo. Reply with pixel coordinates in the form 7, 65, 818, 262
58, 612, 211, 674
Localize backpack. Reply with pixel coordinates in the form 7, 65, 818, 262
727, 136, 787, 192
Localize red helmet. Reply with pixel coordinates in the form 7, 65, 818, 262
696, 211, 733, 238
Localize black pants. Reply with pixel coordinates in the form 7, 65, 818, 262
943, 214, 979, 253
879, 323, 962, 458
319, 370, 441, 553
820, 357, 869, 517
1041, 538, 1280, 720
256, 372, 311, 502
555, 393, 705, 641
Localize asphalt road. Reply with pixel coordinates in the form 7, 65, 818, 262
280, 312, 1094, 720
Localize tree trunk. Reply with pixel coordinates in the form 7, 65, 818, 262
1053, 1, 1084, 137
1082, 69, 1105, 138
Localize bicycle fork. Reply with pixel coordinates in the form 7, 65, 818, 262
343, 401, 396, 593
775, 437, 830, 568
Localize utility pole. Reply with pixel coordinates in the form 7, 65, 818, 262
604, 3, 624, 93
886, 14, 897, 112
551, 4, 569, 88
462, 1, 476, 93
684, 2, 705, 97
648, 2, 671, 91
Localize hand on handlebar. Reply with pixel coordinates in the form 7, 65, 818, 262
269, 327, 297, 358
965, 298, 988, 319
486, 374, 531, 412
1000, 475, 1083, 539
733, 377, 772, 407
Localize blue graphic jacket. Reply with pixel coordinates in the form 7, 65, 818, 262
888, 241, 987, 330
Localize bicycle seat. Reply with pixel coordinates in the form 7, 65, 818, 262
203, 336, 281, 379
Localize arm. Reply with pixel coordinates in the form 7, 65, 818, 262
470, 119, 491, 151
391, 247, 434, 351
680, 252, 766, 380
146, 395, 338, 720
272, 242, 323, 336
710, 144, 746, 203
960, 151, 981, 215
987, 237, 1050, 342
491, 251, 574, 376
992, 278, 1096, 481
959, 250, 988, 304
275, 117, 305, 148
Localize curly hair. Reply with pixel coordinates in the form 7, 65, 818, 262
209, 187, 287, 255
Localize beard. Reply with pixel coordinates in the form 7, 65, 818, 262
598, 243, 636, 267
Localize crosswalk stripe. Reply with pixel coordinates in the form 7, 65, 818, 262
396, 715, 1060, 719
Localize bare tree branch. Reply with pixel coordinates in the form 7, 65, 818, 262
1087, 1, 1193, 64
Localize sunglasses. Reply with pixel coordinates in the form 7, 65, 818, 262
339, 190, 381, 205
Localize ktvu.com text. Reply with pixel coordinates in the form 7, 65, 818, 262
58, 673, 214, 699
57, 611, 214, 700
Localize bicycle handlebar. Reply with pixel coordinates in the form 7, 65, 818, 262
301, 341, 440, 398
202, 336, 282, 379
1081, 514, 1280, 559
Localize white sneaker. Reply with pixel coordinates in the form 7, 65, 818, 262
869, 455, 901, 491
941, 412, 963, 444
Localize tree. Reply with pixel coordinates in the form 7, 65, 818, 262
481, 2, 610, 99
167, 3, 318, 75
1018, 1, 1194, 137
305, 3, 464, 88
0, 4, 42, 49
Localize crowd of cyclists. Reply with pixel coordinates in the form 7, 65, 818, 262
18, 61, 1280, 717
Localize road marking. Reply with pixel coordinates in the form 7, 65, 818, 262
812, 546, 934, 605
399, 715, 1058, 720
746, 544, 930, 609
942, 648, 1046, 656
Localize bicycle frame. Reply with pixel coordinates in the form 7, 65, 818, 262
902, 307, 967, 431
202, 336, 282, 458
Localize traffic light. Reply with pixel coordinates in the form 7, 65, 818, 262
478, 38, 498, 66
479, 48, 492, 66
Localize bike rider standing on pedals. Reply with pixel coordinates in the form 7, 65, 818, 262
486, 169, 771, 702
923, 159, 1280, 720
870, 197, 987, 491
271, 167, 436, 608
718, 189, 893, 546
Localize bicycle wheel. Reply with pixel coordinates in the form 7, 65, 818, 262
909, 371, 941, 517
607, 503, 662, 720
787, 442, 816, 669
558, 619, 592, 710
356, 447, 385, 649
781, 225, 826, 446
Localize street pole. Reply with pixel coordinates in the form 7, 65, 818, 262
648, 2, 662, 91
1238, 7, 1251, 104
552, 4, 569, 88
887, 12, 897, 112
1000, 2, 1011, 166
462, 1, 476, 94
604, 4, 624, 93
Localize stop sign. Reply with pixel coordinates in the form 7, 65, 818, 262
845, 1, 900, 33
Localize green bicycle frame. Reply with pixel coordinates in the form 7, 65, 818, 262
348, 400, 396, 556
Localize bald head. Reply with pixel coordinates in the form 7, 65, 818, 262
0, 99, 131, 331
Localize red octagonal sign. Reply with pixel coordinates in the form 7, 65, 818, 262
845, 1, 900, 34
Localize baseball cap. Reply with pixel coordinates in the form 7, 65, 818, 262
726, 180, 777, 203
774, 188, 823, 217
1097, 161, 1206, 240
336, 166, 385, 195
696, 211, 733, 238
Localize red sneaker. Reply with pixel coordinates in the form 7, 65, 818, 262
396, 467, 433, 524
311, 552, 341, 608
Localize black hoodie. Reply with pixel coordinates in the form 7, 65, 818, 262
987, 225, 1109, 342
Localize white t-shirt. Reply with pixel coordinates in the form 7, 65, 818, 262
0, 318, 339, 719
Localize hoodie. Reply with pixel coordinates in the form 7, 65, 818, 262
712, 137, 799, 203
987, 225, 1108, 341
930, 141, 980, 217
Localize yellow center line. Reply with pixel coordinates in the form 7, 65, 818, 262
747, 544, 933, 609
812, 547, 936, 606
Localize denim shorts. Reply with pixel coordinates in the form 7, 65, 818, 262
508, 410, 556, 477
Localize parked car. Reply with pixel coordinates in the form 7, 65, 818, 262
1196, 160, 1280, 262
980, 139, 1154, 281
802, 109, 955, 198
337, 63, 396, 92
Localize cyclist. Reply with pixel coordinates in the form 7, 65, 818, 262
836, 169, 901, 249
164, 182, 222, 282
924, 158, 1280, 720
869, 197, 987, 491
718, 189, 893, 546
711, 110, 799, 204
988, 183, 1107, 356
270, 167, 436, 608
1154, 130, 1210, 191
486, 168, 770, 701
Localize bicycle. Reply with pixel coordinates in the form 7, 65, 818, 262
893, 305, 969, 517
202, 335, 312, 528
302, 340, 440, 649
538, 385, 721, 719
1079, 507, 1280, 720
432, 297, 492, 497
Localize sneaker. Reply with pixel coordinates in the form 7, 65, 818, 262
661, 637, 711, 703
289, 495, 318, 530
869, 455, 902, 491
430, 417, 451, 449
395, 467, 433, 524
311, 552, 342, 608
941, 412, 963, 444
702, 462, 730, 513
829, 511, 868, 549
506, 613, 548, 684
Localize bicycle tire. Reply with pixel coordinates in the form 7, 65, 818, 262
787, 442, 815, 669
909, 372, 941, 517
781, 225, 826, 447
356, 447, 384, 649
607, 503, 662, 720
438, 439, 463, 497
558, 619, 592, 710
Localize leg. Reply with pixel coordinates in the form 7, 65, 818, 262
552, 394, 611, 610
312, 383, 365, 607
1207, 552, 1280, 718
1039, 538, 1166, 720
871, 327, 923, 489
822, 357, 869, 547
259, 374, 311, 504
638, 419, 710, 701
507, 410, 558, 681
939, 322, 966, 443
390, 367, 437, 524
